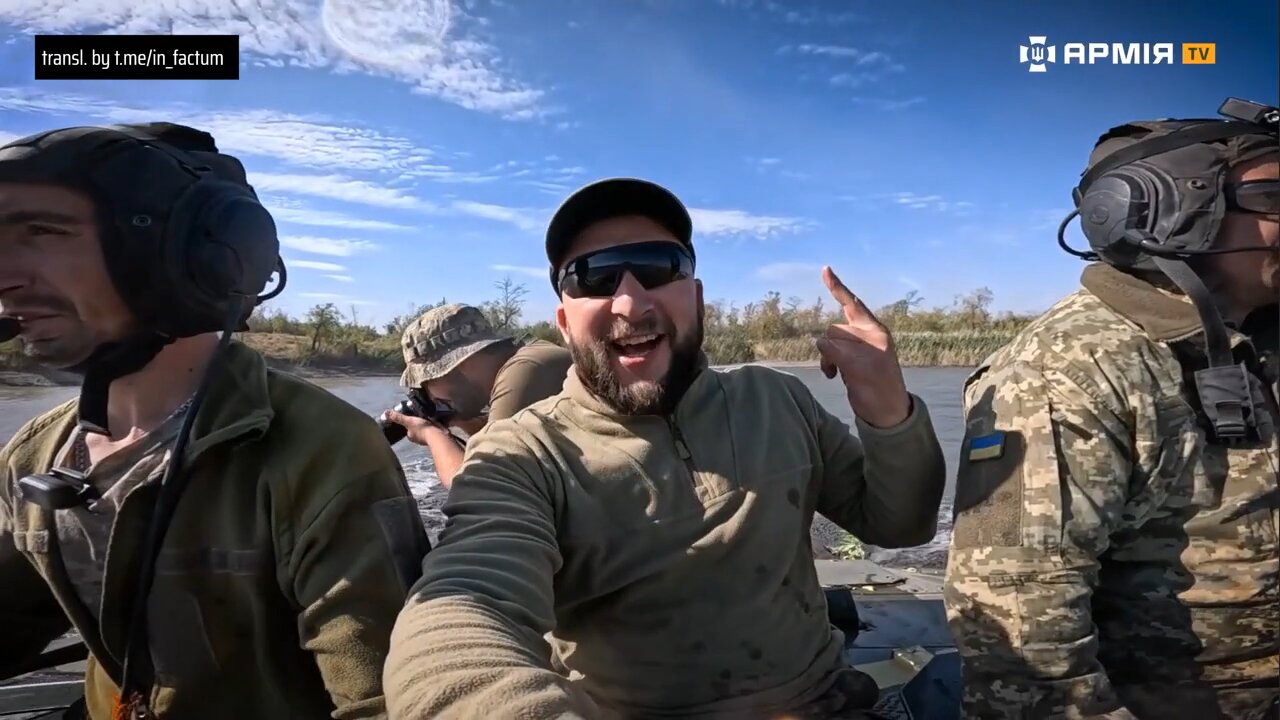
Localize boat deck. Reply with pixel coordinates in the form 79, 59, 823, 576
818, 560, 959, 719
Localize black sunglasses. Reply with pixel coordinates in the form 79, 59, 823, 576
1225, 180, 1279, 215
557, 240, 695, 299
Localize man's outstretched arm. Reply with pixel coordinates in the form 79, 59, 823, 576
944, 361, 1140, 719
384, 420, 599, 720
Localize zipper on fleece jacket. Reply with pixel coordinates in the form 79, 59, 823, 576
665, 415, 696, 475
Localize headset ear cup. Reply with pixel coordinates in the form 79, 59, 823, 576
165, 177, 280, 334
1078, 167, 1166, 272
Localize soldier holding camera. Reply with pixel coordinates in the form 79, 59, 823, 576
381, 304, 572, 488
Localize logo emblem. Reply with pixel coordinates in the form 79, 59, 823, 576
1019, 35, 1056, 73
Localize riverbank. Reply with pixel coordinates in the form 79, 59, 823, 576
0, 332, 403, 387
2, 329, 1010, 387
0, 362, 399, 388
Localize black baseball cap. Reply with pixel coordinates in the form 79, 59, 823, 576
545, 177, 695, 291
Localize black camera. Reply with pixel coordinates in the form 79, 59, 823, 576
378, 389, 458, 444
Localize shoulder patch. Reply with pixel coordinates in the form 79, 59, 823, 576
967, 431, 1006, 462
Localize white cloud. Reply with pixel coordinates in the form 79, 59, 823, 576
490, 264, 546, 279
850, 96, 926, 111
794, 45, 902, 72
830, 71, 902, 89
522, 179, 574, 196
754, 262, 823, 283
797, 44, 862, 58
1033, 207, 1074, 232
252, 172, 434, 210
288, 259, 348, 272
0, 0, 547, 120
894, 192, 945, 208
0, 87, 452, 176
300, 292, 376, 305
0, 130, 20, 145
689, 208, 808, 238
720, 1, 858, 25
746, 156, 786, 174
451, 201, 541, 231
325, 274, 356, 282
193, 110, 439, 173
745, 156, 808, 180
281, 235, 380, 257
843, 191, 975, 214
786, 45, 905, 89
263, 200, 416, 232
0, 89, 581, 193
783, 9, 859, 25
890, 192, 974, 213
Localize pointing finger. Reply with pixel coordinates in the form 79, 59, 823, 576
821, 266, 857, 306
822, 266, 880, 326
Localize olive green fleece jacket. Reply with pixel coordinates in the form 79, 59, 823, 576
385, 359, 947, 719
0, 341, 429, 719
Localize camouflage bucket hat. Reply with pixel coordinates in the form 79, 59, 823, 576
400, 304, 509, 387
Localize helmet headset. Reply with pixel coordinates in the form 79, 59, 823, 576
1058, 97, 1278, 446
0, 123, 286, 715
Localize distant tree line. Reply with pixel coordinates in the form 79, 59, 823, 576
1, 275, 1036, 372
232, 275, 1036, 369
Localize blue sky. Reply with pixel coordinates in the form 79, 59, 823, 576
1, 0, 1276, 328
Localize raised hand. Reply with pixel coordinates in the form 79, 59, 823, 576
815, 266, 912, 428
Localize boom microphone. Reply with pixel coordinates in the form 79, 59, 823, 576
0, 317, 19, 343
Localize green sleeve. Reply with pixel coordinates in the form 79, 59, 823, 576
384, 420, 600, 719
944, 361, 1141, 719
813, 389, 947, 548
487, 356, 569, 422
0, 440, 73, 676
279, 421, 429, 720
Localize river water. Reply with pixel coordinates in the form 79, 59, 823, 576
0, 365, 969, 569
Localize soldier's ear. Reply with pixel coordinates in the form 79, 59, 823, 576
555, 304, 570, 344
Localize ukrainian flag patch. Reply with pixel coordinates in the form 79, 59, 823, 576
967, 431, 1006, 462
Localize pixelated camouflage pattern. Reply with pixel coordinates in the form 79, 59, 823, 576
945, 263, 1278, 720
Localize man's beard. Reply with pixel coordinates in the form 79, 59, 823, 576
568, 314, 703, 416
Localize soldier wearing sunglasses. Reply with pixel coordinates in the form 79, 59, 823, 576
385, 177, 948, 719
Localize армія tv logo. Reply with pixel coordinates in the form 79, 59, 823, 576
1019, 36, 1056, 73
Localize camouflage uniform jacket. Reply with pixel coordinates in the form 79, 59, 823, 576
945, 262, 1279, 720
0, 341, 429, 719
